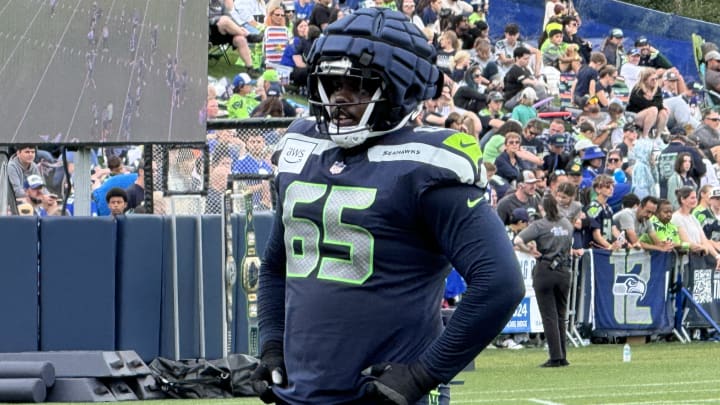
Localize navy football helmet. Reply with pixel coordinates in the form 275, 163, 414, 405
306, 8, 441, 148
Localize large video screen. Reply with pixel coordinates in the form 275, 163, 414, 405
0, 0, 207, 145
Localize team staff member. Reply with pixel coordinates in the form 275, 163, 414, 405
514, 194, 574, 367
251, 8, 524, 404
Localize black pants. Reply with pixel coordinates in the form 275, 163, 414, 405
533, 261, 571, 361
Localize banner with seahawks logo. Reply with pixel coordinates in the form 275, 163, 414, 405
591, 250, 673, 335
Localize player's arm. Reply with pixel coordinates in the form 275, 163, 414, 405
252, 210, 288, 403
417, 184, 525, 381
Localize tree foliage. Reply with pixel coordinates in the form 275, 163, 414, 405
622, 0, 720, 25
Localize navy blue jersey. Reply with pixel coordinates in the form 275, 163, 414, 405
258, 118, 524, 404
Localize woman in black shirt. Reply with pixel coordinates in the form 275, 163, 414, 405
626, 68, 669, 138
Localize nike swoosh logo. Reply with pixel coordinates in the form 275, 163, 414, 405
459, 141, 476, 148
467, 197, 483, 208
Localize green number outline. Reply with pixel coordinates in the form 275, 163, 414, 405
284, 181, 377, 284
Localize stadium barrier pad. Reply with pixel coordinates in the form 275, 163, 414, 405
0, 216, 39, 352
0, 378, 46, 403
39, 217, 117, 352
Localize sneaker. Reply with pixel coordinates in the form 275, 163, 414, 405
539, 359, 568, 368
502, 338, 523, 350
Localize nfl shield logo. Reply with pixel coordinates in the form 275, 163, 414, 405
329, 161, 346, 174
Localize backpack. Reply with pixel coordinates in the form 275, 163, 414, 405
148, 354, 259, 399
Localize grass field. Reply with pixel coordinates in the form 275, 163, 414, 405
36, 342, 720, 405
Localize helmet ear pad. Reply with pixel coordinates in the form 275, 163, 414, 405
306, 8, 441, 132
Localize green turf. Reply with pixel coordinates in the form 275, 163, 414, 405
32, 342, 720, 405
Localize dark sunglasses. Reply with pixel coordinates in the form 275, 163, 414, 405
706, 117, 720, 122
608, 158, 621, 163
506, 140, 520, 145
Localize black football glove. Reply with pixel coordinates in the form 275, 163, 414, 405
249, 341, 286, 404
362, 362, 439, 405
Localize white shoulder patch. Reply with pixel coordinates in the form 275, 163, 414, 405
367, 142, 476, 184
276, 133, 337, 174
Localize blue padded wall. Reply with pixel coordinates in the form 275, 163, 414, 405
0, 217, 39, 352
115, 216, 164, 362
39, 217, 116, 351
233, 212, 275, 355
200, 215, 224, 360
160, 216, 202, 359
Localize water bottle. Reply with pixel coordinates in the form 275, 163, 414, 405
623, 343, 631, 363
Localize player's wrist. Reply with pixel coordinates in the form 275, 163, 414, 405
408, 362, 441, 396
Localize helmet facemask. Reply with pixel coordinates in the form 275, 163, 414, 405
310, 58, 407, 148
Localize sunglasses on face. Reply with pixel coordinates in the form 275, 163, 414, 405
506, 141, 520, 145
706, 117, 720, 122
608, 158, 620, 163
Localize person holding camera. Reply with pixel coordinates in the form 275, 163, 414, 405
514, 194, 574, 367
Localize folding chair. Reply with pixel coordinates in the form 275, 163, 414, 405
263, 26, 290, 69
208, 24, 232, 65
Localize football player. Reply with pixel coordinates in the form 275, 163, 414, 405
251, 8, 524, 404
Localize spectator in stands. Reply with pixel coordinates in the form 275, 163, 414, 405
579, 146, 605, 189
495, 23, 541, 78
571, 51, 606, 108
704, 50, 720, 98
209, 0, 256, 75
207, 85, 220, 119
7, 145, 43, 201
627, 68, 669, 138
616, 123, 637, 158
613, 194, 659, 248
294, 0, 313, 20
519, 119, 546, 158
503, 47, 548, 110
672, 186, 720, 268
441, 0, 472, 16
561, 15, 591, 65
495, 132, 534, 185
533, 168, 548, 199
18, 174, 47, 215
400, 0, 424, 31
658, 129, 706, 199
105, 187, 128, 217
693, 185, 720, 247
544, 134, 571, 173
661, 69, 700, 130
266, 2, 288, 28
481, 120, 524, 162
418, 0, 441, 29
496, 170, 541, 225
454, 65, 489, 113
126, 160, 145, 211
478, 91, 507, 137
450, 50, 471, 83
639, 198, 681, 251
620, 48, 642, 90
593, 65, 618, 109
280, 19, 311, 87
506, 207, 530, 242
470, 38, 500, 81
450, 15, 473, 50
540, 28, 579, 74
309, 0, 333, 31
629, 128, 657, 200
228, 73, 260, 119
555, 180, 582, 223
584, 174, 621, 250
484, 161, 509, 206
692, 108, 720, 150
511, 87, 538, 126
436, 30, 460, 76
601, 28, 625, 70
635, 36, 673, 70
667, 152, 698, 210
206, 153, 232, 215
232, 0, 265, 36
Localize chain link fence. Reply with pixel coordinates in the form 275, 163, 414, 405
151, 118, 293, 215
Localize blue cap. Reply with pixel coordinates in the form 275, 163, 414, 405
233, 73, 255, 88
510, 208, 529, 224
582, 146, 606, 160
267, 82, 284, 97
